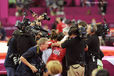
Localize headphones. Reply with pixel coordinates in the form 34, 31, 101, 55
68, 26, 78, 36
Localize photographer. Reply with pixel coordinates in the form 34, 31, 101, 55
4, 36, 18, 76
85, 24, 102, 76
19, 38, 49, 76
15, 28, 36, 55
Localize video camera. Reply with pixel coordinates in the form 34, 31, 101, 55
96, 17, 109, 40
15, 18, 31, 31
68, 20, 87, 39
96, 23, 109, 37
15, 17, 48, 38
25, 25, 48, 37
41, 13, 50, 21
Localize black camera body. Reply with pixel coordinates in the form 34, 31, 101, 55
25, 25, 48, 38
15, 18, 31, 31
35, 61, 47, 76
41, 13, 50, 21
96, 24, 109, 36
68, 25, 87, 39
15, 17, 48, 37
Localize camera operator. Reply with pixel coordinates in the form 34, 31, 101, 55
4, 35, 18, 76
16, 38, 49, 76
15, 26, 36, 55
85, 24, 102, 76
4, 27, 30, 76
54, 25, 85, 76
15, 12, 49, 56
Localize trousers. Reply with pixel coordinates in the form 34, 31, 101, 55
68, 64, 85, 76
5, 67, 15, 76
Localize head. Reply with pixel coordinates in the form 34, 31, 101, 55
50, 29, 58, 40
68, 26, 79, 38
78, 21, 87, 28
56, 17, 62, 23
96, 69, 109, 76
57, 32, 64, 41
65, 19, 72, 26
92, 18, 96, 25
43, 24, 49, 31
37, 38, 49, 51
46, 60, 62, 75
87, 24, 97, 35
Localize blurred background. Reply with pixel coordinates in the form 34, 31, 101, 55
0, 0, 114, 76
0, 0, 114, 46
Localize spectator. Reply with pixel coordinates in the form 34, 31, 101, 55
51, 19, 58, 30
91, 69, 110, 76
0, 21, 6, 40
46, 60, 62, 76
56, 0, 65, 15
56, 17, 67, 33
96, 69, 109, 76
9, 0, 16, 8
15, 0, 24, 16
45, 0, 58, 16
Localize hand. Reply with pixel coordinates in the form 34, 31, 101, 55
32, 13, 38, 18
37, 15, 44, 21
51, 42, 60, 47
30, 65, 38, 73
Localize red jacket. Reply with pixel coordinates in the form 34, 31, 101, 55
47, 40, 66, 63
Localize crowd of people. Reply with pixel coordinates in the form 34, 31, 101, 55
8, 0, 107, 16
0, 0, 110, 76
2, 8, 110, 76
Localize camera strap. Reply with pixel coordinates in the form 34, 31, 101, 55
37, 46, 39, 54
36, 46, 45, 65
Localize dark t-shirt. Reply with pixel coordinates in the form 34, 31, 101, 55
22, 46, 42, 72
4, 37, 17, 68
61, 37, 85, 66
87, 34, 100, 57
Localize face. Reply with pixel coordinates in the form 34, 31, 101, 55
87, 25, 91, 34
40, 41, 49, 51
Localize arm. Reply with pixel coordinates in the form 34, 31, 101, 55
51, 35, 69, 47
20, 56, 38, 73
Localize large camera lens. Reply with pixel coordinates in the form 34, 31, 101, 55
42, 13, 50, 21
